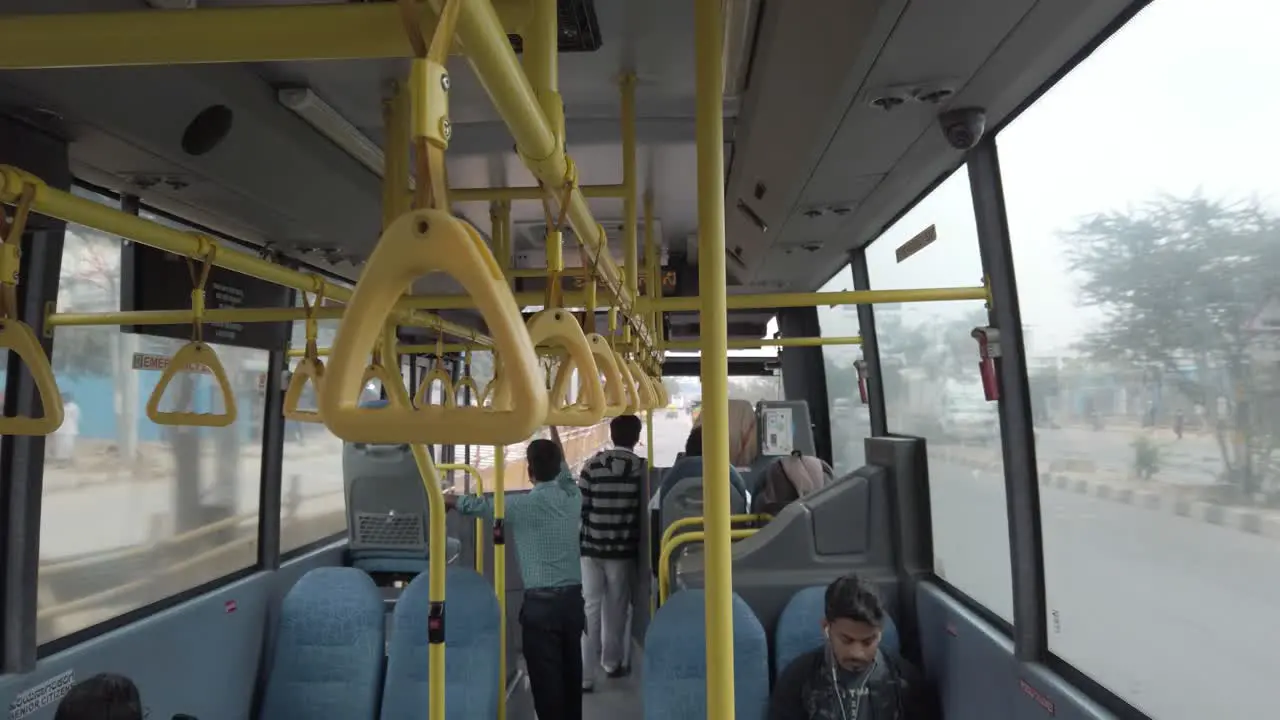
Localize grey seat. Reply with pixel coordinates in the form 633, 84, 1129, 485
344, 404, 460, 575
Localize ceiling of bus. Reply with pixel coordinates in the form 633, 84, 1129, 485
0, 0, 1131, 338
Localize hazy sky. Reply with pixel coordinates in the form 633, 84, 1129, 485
838, 0, 1279, 358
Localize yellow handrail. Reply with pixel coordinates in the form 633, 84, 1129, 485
0, 182, 62, 436
436, 463, 486, 575
657, 529, 757, 606
659, 513, 772, 558
694, 0, 735, 714
0, 166, 490, 348
493, 444, 509, 720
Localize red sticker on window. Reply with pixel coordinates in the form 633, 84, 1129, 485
225, 600, 237, 613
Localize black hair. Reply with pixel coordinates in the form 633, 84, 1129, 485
54, 673, 143, 720
526, 438, 565, 484
610, 414, 643, 448
824, 574, 885, 627
684, 425, 703, 457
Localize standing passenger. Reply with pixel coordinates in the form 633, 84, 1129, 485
578, 414, 645, 689
446, 427, 585, 720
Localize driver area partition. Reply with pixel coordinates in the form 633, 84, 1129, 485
666, 436, 935, 679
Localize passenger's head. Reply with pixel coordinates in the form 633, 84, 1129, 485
610, 414, 643, 449
822, 574, 885, 673
54, 673, 143, 720
526, 438, 564, 484
684, 425, 703, 457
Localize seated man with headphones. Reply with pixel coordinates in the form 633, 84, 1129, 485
768, 575, 940, 720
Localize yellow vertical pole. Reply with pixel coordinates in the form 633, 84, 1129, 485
644, 192, 661, 355
382, 81, 410, 229
493, 198, 512, 720
622, 73, 638, 346
694, 0, 734, 715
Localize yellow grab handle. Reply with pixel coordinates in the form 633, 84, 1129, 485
0, 318, 63, 435
360, 362, 410, 408
528, 309, 604, 427
614, 352, 640, 414
414, 364, 456, 408
283, 357, 325, 423
560, 334, 626, 417
320, 210, 545, 445
628, 358, 657, 411
654, 375, 670, 407
454, 375, 481, 406
146, 341, 237, 428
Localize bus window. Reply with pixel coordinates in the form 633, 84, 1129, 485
999, 0, 1279, 715
39, 206, 265, 645
646, 369, 783, 469
866, 166, 1012, 621
281, 299, 345, 554
817, 265, 869, 475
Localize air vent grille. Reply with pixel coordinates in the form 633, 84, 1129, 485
509, 0, 603, 53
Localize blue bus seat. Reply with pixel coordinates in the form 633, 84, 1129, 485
259, 567, 385, 720
381, 567, 501, 719
774, 585, 900, 678
659, 456, 748, 500
642, 589, 769, 720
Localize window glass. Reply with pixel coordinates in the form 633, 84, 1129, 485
280, 287, 346, 554
866, 165, 1010, 620
817, 266, 870, 475
648, 371, 784, 468
38, 212, 265, 644
998, 1, 1279, 715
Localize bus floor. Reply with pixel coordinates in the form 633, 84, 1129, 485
508, 654, 645, 720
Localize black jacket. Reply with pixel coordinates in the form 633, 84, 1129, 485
767, 647, 942, 720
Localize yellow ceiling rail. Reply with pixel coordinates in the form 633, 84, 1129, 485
0, 182, 63, 436
0, 1, 535, 70
452, 183, 626, 202
0, 166, 490, 347
439, 0, 650, 349
144, 241, 237, 428
663, 335, 863, 351
402, 285, 988, 313
283, 287, 327, 424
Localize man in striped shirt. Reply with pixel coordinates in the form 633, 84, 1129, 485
578, 414, 646, 690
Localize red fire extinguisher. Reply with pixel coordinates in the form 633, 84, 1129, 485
970, 327, 1001, 402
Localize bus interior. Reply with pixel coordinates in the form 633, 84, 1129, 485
1, 0, 1276, 719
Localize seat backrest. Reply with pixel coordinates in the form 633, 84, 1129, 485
643, 589, 769, 720
259, 567, 385, 720
773, 585, 900, 677
659, 456, 747, 501
750, 454, 835, 517
381, 567, 501, 719
754, 400, 816, 459
344, 439, 428, 555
